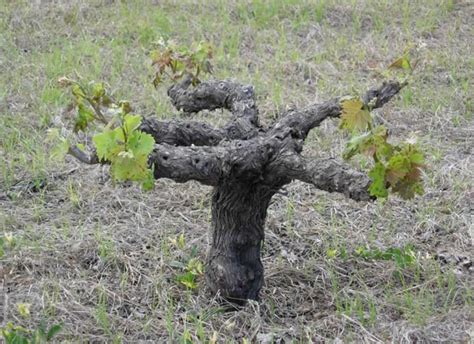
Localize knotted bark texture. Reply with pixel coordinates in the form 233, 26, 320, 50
69, 77, 404, 303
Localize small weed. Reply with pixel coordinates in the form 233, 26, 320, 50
2, 293, 63, 343
1, 322, 63, 344
95, 227, 115, 261
169, 233, 204, 290
315, 1, 326, 23
94, 288, 112, 337
1, 232, 16, 255
67, 180, 81, 208
176, 257, 204, 290
339, 294, 377, 326
326, 246, 348, 260
355, 245, 417, 269
285, 199, 295, 231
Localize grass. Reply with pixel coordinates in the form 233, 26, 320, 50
0, 0, 473, 342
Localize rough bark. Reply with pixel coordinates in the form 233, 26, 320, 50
206, 182, 276, 303
271, 80, 406, 140
140, 118, 225, 146
68, 78, 404, 303
168, 76, 261, 140
268, 155, 374, 201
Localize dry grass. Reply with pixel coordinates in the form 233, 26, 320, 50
0, 0, 472, 342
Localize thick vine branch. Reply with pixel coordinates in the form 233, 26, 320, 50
67, 143, 224, 186
362, 80, 408, 108
149, 143, 224, 186
140, 117, 225, 146
271, 80, 406, 139
268, 154, 373, 201
167, 76, 257, 118
68, 125, 372, 200
147, 138, 274, 185
67, 137, 274, 186
167, 76, 260, 140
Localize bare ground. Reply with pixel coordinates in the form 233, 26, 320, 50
0, 0, 473, 342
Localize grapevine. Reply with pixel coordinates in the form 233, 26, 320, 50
48, 41, 214, 191
338, 53, 425, 199
49, 45, 425, 200
151, 39, 213, 87
50, 78, 155, 190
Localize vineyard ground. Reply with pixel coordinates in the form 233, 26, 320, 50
0, 0, 472, 342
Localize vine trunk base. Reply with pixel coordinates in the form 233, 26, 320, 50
205, 183, 275, 303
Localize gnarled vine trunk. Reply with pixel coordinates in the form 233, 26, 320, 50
69, 75, 404, 303
206, 182, 276, 302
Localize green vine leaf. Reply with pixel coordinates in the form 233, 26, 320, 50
123, 114, 141, 134
93, 128, 123, 161
389, 55, 411, 71
127, 130, 155, 157
368, 162, 389, 198
343, 125, 392, 161
92, 82, 105, 100
111, 154, 148, 181
75, 103, 95, 132
339, 98, 371, 132
386, 144, 425, 199
71, 84, 86, 98
92, 114, 155, 189
151, 39, 213, 87
56, 78, 157, 190
141, 169, 155, 191
338, 80, 426, 200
